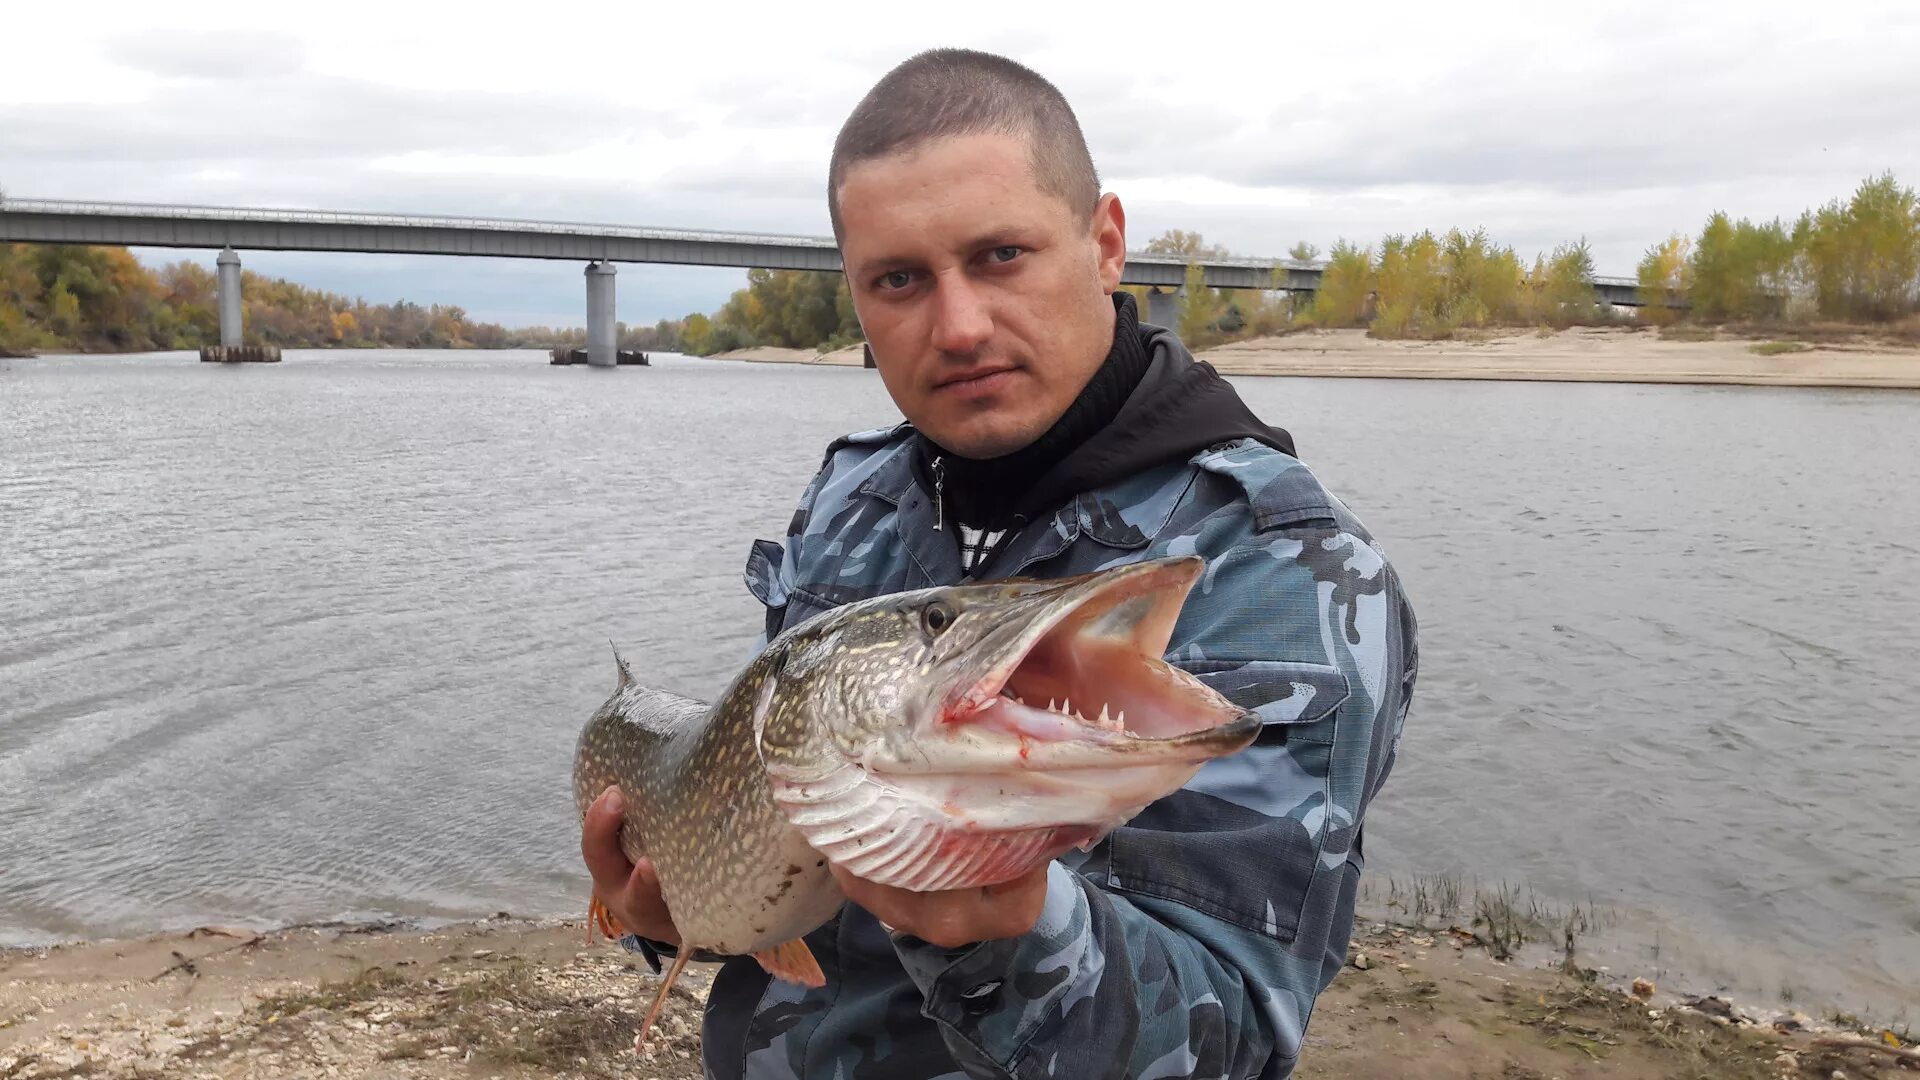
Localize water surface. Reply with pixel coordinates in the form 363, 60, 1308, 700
2, 348, 1914, 1017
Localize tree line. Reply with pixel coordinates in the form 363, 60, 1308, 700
0, 243, 678, 356
4, 171, 1913, 357
1127, 171, 1918, 347
1635, 172, 1919, 325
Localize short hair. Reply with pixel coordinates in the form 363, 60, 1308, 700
827, 49, 1101, 241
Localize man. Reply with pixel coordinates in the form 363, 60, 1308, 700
582, 48, 1417, 1080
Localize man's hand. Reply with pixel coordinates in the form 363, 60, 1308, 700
580, 785, 682, 946
829, 861, 1050, 950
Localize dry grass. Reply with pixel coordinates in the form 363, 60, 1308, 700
424, 961, 661, 1075
1506, 982, 1789, 1077
1680, 318, 1920, 348
164, 954, 703, 1079
1364, 875, 1608, 965
254, 967, 410, 1017
1659, 323, 1719, 342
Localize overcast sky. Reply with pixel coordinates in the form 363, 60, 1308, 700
4, 0, 1916, 328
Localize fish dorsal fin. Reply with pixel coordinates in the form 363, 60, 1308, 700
611, 642, 635, 692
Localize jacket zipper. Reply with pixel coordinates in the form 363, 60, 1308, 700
930, 455, 946, 532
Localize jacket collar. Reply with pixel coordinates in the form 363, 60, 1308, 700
854, 436, 1149, 581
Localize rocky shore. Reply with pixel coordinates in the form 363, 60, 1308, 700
4, 915, 1912, 1080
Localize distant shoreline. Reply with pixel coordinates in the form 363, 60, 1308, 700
712, 327, 1920, 390
18, 331, 1920, 391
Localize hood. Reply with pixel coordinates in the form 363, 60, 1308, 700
1000, 318, 1297, 525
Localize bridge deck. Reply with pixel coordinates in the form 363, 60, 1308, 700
0, 197, 1640, 300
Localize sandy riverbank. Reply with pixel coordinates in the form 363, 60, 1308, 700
710, 344, 866, 367
1198, 326, 1920, 388
712, 327, 1920, 389
5, 916, 1912, 1080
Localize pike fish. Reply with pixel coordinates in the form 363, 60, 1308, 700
572, 554, 1261, 1047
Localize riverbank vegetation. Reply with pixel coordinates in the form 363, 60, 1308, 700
0, 243, 676, 356
1635, 172, 1920, 329
672, 267, 861, 356
1154, 171, 1919, 348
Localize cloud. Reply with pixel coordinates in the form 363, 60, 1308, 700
5, 0, 1918, 305
101, 28, 311, 80
0, 71, 685, 167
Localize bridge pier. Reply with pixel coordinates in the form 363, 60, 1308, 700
585, 261, 617, 367
216, 248, 243, 347
1145, 286, 1179, 328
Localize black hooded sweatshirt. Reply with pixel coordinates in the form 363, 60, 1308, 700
909, 292, 1295, 567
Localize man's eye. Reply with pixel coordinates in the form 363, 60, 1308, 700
878, 270, 913, 290
991, 246, 1021, 263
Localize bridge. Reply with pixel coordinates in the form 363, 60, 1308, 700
0, 196, 1645, 365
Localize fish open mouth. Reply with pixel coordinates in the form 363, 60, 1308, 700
767, 556, 1262, 892
944, 556, 1258, 763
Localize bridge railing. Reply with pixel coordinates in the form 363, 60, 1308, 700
0, 196, 842, 250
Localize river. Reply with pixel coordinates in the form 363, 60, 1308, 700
1, 348, 1914, 1019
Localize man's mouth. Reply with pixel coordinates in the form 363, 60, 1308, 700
935, 365, 1019, 391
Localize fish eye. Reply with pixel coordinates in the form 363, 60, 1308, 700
921, 601, 955, 636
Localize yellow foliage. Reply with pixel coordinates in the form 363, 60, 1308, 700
1309, 240, 1375, 328
1636, 234, 1692, 325
1177, 262, 1228, 347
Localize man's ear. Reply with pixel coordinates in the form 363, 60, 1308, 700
1091, 192, 1126, 295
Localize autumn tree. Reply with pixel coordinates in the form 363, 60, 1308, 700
1802, 172, 1920, 321
1528, 239, 1600, 327
1635, 234, 1692, 324
1310, 240, 1375, 328
1144, 229, 1228, 259
1176, 261, 1227, 347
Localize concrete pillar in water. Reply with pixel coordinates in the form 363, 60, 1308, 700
585, 261, 617, 367
216, 248, 243, 347
1146, 286, 1178, 328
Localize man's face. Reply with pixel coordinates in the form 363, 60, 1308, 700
835, 133, 1127, 459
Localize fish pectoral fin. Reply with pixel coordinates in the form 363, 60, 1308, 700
752, 938, 825, 988
588, 896, 627, 944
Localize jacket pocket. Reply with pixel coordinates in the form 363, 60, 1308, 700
1171, 658, 1349, 746
1104, 659, 1349, 942
744, 538, 798, 642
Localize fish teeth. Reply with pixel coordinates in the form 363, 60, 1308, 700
1047, 698, 1057, 713
1116, 709, 1126, 729
1098, 704, 1110, 726
1062, 697, 1073, 717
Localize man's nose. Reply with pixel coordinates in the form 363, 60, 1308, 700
929, 274, 992, 354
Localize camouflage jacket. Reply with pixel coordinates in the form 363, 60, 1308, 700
631, 378, 1418, 1079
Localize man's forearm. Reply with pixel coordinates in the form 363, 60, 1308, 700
892, 862, 1314, 1080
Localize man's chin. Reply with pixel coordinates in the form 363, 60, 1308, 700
921, 414, 1050, 460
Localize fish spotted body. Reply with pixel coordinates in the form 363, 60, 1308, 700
571, 555, 1260, 994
